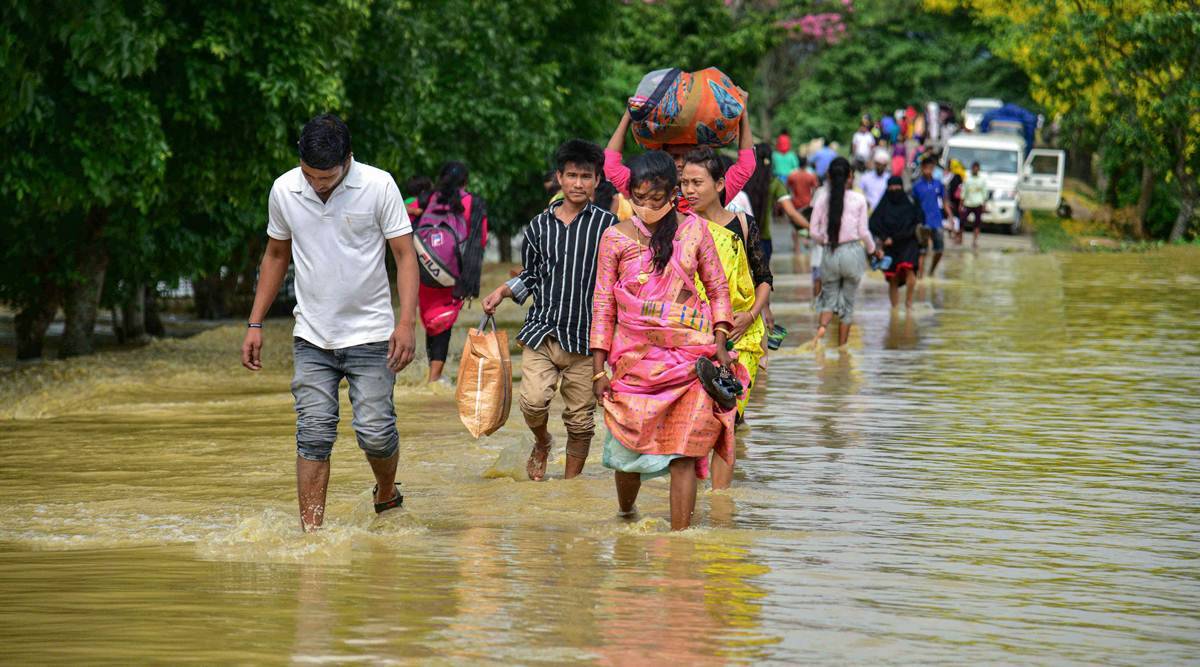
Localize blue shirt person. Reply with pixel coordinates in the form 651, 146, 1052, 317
912, 176, 946, 229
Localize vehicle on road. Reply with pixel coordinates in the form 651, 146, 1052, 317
962, 98, 1003, 132
943, 133, 1065, 234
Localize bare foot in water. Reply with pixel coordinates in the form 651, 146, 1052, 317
526, 437, 552, 481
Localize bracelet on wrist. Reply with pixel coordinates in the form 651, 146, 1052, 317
592, 371, 608, 381
247, 322, 263, 329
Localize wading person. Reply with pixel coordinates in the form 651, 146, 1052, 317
591, 151, 737, 531
241, 114, 418, 532
913, 156, 953, 277
481, 140, 617, 481
860, 148, 891, 212
961, 161, 987, 249
809, 157, 883, 347
415, 161, 487, 384
869, 177, 923, 310
681, 148, 768, 489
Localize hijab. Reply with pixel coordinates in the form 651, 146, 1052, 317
871, 176, 920, 239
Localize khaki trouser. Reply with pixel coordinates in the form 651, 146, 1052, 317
519, 338, 596, 456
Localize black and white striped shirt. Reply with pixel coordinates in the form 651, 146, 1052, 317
505, 201, 617, 356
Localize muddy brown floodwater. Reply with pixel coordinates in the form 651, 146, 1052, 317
1, 240, 1197, 664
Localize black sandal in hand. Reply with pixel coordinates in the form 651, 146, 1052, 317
695, 357, 743, 411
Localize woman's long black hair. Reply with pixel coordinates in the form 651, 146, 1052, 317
628, 150, 679, 274
433, 161, 468, 213
431, 160, 484, 300
826, 156, 851, 250
745, 142, 774, 223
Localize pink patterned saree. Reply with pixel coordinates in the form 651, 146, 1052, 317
590, 212, 737, 474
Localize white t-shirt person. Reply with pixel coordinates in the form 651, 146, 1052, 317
266, 159, 411, 349
852, 130, 876, 164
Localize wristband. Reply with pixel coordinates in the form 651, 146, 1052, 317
592, 371, 608, 381
247, 323, 263, 329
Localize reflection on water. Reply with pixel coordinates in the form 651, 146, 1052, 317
1, 245, 1198, 663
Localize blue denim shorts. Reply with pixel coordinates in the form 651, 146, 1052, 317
291, 337, 398, 462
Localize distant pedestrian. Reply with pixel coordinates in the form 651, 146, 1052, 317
912, 156, 953, 277
961, 161, 987, 249
772, 130, 799, 183
403, 176, 432, 219
946, 159, 966, 244
811, 141, 839, 181
809, 157, 883, 347
869, 177, 922, 310
851, 123, 876, 171
860, 149, 891, 211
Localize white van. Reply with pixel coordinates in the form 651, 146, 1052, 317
962, 98, 1003, 132
944, 134, 1065, 234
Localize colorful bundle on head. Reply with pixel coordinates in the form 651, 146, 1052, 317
628, 67, 746, 150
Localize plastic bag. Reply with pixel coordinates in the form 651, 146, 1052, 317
456, 315, 512, 438
628, 67, 746, 149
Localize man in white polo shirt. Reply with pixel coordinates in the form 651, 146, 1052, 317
241, 114, 419, 532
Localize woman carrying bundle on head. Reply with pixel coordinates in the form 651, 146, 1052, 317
591, 151, 740, 531
809, 157, 884, 348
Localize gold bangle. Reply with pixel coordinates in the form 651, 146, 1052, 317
592, 371, 608, 381
714, 327, 731, 337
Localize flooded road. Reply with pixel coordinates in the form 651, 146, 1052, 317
1, 241, 1198, 664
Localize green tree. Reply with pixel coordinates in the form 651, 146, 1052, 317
927, 0, 1200, 240
150, 0, 369, 318
771, 0, 1030, 143
348, 0, 613, 261
0, 1, 169, 358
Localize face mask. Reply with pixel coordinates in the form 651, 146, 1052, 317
631, 199, 673, 224
886, 189, 906, 204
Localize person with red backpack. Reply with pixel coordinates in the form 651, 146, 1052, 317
414, 161, 487, 383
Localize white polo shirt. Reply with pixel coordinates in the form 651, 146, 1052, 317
266, 159, 411, 349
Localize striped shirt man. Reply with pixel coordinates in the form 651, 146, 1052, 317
505, 200, 617, 355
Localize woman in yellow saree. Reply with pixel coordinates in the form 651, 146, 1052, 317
680, 148, 766, 490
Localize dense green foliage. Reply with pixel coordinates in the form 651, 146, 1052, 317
2, 0, 1191, 360
771, 0, 1030, 141
927, 0, 1199, 241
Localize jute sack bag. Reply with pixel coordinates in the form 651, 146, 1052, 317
455, 315, 512, 437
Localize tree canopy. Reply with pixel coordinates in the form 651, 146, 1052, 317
2, 0, 1194, 360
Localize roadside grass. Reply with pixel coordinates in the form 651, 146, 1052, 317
1028, 209, 1193, 252
1029, 210, 1074, 252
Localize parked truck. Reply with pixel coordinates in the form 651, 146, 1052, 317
943, 132, 1065, 234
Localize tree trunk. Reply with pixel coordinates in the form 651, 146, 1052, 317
1066, 126, 1094, 184
498, 230, 514, 263
144, 285, 165, 337
1132, 163, 1153, 239
60, 207, 109, 358
14, 294, 59, 360
193, 273, 228, 319
59, 250, 109, 357
1169, 181, 1196, 242
121, 283, 149, 344
1168, 132, 1196, 242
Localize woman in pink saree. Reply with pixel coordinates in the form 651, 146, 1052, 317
590, 151, 738, 531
